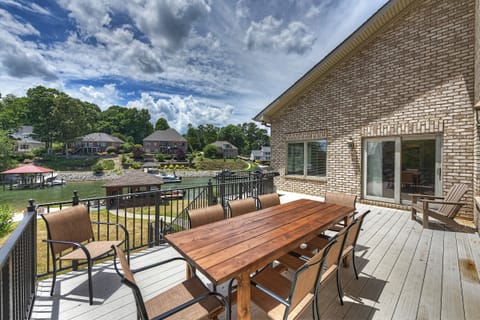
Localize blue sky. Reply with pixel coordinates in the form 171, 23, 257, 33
0, 0, 388, 133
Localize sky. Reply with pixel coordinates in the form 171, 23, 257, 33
0, 0, 389, 133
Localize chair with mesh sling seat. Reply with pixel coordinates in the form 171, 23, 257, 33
324, 191, 357, 232
41, 204, 129, 305
227, 197, 257, 218
112, 245, 229, 320
241, 237, 337, 320
257, 193, 281, 209
277, 221, 355, 306
187, 204, 225, 228
411, 183, 469, 229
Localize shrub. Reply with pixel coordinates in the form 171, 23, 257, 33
203, 144, 218, 158
0, 204, 14, 238
102, 159, 115, 170
91, 163, 104, 174
157, 153, 165, 162
105, 146, 117, 154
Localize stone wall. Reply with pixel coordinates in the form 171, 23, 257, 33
270, 0, 476, 217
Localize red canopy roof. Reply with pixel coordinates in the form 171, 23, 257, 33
1, 164, 54, 174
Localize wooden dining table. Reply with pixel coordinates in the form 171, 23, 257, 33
165, 198, 354, 320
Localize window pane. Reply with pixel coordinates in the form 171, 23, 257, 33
287, 143, 304, 175
307, 141, 327, 177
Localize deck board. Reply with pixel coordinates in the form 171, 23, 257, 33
30, 203, 480, 320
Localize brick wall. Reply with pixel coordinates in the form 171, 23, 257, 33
270, 0, 476, 217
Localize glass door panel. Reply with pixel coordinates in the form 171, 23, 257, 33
400, 139, 436, 202
365, 140, 395, 199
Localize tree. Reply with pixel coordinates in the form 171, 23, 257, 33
26, 86, 60, 153
199, 124, 219, 146
184, 124, 202, 152
218, 124, 246, 155
0, 94, 28, 132
203, 144, 218, 158
241, 122, 270, 153
155, 118, 170, 130
99, 106, 154, 144
0, 131, 17, 170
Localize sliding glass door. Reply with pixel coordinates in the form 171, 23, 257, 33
363, 135, 442, 204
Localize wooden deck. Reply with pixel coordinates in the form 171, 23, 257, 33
31, 202, 480, 320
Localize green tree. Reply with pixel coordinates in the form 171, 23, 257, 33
0, 132, 17, 170
26, 86, 61, 153
0, 94, 28, 132
241, 122, 270, 153
200, 124, 219, 145
155, 118, 170, 130
185, 124, 202, 152
203, 144, 218, 158
99, 106, 153, 144
218, 124, 246, 155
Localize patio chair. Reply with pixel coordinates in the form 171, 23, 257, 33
227, 197, 257, 218
233, 237, 336, 320
41, 205, 129, 305
112, 246, 229, 320
277, 221, 355, 305
325, 191, 357, 231
257, 193, 281, 209
187, 204, 225, 228
411, 183, 469, 229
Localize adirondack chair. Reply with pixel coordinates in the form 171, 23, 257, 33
411, 183, 469, 229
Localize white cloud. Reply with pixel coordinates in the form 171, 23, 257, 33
245, 16, 316, 55
0, 8, 40, 36
70, 84, 120, 110
126, 93, 234, 133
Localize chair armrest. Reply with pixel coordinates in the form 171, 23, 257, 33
132, 256, 195, 275
423, 200, 469, 206
43, 239, 91, 259
410, 194, 444, 203
152, 291, 229, 320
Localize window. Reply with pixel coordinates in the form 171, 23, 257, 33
287, 140, 327, 177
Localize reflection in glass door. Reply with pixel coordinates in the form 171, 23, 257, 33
400, 139, 436, 202
363, 135, 442, 204
365, 140, 396, 200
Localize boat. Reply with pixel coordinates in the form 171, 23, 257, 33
157, 171, 182, 183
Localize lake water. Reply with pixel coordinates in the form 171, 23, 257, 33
1, 176, 212, 212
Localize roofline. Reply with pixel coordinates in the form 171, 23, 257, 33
253, 0, 417, 123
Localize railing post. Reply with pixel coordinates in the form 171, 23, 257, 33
154, 190, 161, 246
207, 179, 213, 206
27, 199, 36, 213
72, 191, 79, 206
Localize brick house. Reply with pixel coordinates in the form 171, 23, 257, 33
143, 128, 188, 156
254, 0, 480, 230
211, 141, 238, 158
75, 132, 124, 153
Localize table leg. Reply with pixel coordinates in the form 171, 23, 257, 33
236, 272, 251, 320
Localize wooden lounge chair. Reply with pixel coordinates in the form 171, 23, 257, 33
245, 238, 337, 320
257, 193, 281, 209
411, 183, 469, 229
227, 197, 257, 218
277, 222, 355, 305
41, 205, 129, 305
187, 204, 225, 228
112, 246, 229, 320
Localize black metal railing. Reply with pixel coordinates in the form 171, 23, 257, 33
0, 169, 278, 319
0, 204, 37, 320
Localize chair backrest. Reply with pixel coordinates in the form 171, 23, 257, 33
344, 210, 370, 252
325, 191, 356, 209
438, 183, 468, 218
257, 193, 280, 209
288, 238, 337, 313
228, 198, 257, 218
324, 221, 355, 267
112, 246, 148, 319
41, 205, 94, 255
188, 204, 225, 228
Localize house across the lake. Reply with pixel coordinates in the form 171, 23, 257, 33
143, 128, 188, 156
74, 132, 124, 154
250, 146, 271, 162
254, 0, 480, 231
211, 141, 238, 158
10, 125, 44, 153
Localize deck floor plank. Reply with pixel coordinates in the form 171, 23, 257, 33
30, 204, 480, 320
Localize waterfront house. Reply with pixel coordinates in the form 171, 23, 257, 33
143, 128, 188, 156
10, 125, 44, 153
254, 0, 480, 231
74, 132, 124, 154
250, 146, 271, 162
211, 140, 238, 158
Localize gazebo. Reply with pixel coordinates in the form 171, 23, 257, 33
103, 171, 164, 209
1, 164, 54, 190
